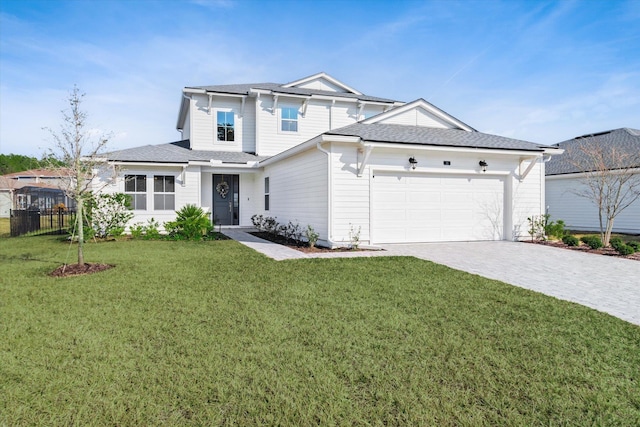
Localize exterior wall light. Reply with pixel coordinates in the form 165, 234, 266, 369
409, 157, 418, 170
479, 160, 488, 172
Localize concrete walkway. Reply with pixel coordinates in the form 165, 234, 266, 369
223, 228, 640, 326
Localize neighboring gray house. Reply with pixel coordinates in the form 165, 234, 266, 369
96, 72, 562, 246
545, 128, 640, 234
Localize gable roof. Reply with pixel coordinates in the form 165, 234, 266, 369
362, 98, 476, 132
325, 123, 549, 152
282, 72, 363, 95
104, 140, 269, 164
546, 128, 640, 176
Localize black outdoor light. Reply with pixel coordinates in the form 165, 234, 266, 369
409, 157, 418, 170
479, 160, 488, 172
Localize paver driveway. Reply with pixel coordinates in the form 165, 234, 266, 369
382, 241, 640, 326
224, 229, 640, 326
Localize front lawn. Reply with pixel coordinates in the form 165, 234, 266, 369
1, 236, 639, 425
0, 217, 9, 238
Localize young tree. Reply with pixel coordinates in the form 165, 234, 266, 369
567, 141, 640, 246
45, 86, 111, 265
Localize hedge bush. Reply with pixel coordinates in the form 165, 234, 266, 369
562, 235, 579, 246
580, 235, 603, 250
616, 245, 635, 256
626, 241, 640, 251
610, 237, 625, 251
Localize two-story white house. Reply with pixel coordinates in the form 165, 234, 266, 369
98, 72, 561, 247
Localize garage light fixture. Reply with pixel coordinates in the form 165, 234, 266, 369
408, 157, 418, 170
479, 160, 488, 172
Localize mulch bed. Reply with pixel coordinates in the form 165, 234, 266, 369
50, 263, 115, 277
526, 240, 640, 261
249, 232, 374, 253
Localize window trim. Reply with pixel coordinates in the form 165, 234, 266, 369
124, 174, 147, 211
153, 175, 175, 211
279, 106, 299, 133
264, 177, 270, 211
215, 109, 236, 143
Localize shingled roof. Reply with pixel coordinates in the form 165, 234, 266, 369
104, 140, 269, 164
546, 128, 640, 176
186, 82, 399, 104
325, 123, 549, 152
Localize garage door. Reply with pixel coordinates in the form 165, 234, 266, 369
372, 173, 504, 243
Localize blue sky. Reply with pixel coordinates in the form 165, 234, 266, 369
1, 0, 639, 157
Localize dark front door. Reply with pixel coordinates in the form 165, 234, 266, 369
213, 174, 239, 225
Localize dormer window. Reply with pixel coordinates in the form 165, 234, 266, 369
217, 111, 235, 142
281, 107, 298, 132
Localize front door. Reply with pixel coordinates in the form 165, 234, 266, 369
213, 174, 239, 225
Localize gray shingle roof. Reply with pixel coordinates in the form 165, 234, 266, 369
546, 128, 640, 176
104, 140, 269, 164
325, 123, 548, 152
186, 82, 399, 104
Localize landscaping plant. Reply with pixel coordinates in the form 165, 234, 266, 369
85, 193, 133, 238
580, 235, 604, 250
164, 204, 212, 240
562, 235, 579, 246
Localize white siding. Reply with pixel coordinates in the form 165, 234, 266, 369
182, 109, 191, 140
330, 101, 357, 130
0, 190, 11, 218
98, 165, 202, 231
262, 149, 329, 243
328, 144, 544, 245
375, 108, 453, 128
546, 175, 640, 233
256, 97, 361, 156
511, 160, 545, 240
295, 79, 348, 92
189, 95, 247, 152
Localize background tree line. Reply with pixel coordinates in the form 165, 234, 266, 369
0, 153, 65, 175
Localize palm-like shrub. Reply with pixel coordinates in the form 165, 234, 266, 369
165, 204, 212, 240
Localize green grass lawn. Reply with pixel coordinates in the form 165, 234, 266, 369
1, 236, 639, 426
0, 217, 9, 238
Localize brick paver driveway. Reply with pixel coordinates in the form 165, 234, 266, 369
382, 241, 640, 326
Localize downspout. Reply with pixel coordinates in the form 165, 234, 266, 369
316, 141, 337, 247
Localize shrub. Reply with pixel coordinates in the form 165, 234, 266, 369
545, 219, 568, 240
562, 235, 579, 246
627, 241, 640, 251
130, 218, 161, 240
616, 245, 635, 256
85, 193, 133, 238
527, 215, 546, 241
164, 205, 212, 241
610, 237, 625, 251
305, 225, 319, 248
580, 235, 603, 250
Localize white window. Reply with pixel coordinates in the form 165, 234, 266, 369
217, 111, 235, 142
281, 107, 298, 132
125, 175, 147, 210
264, 177, 270, 211
154, 175, 175, 210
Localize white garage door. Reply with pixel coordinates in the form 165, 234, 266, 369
372, 173, 504, 243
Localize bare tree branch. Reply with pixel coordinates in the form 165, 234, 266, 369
42, 86, 113, 265
566, 139, 640, 246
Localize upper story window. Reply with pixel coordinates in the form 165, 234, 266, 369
154, 175, 175, 210
281, 107, 298, 132
125, 175, 147, 210
217, 111, 235, 142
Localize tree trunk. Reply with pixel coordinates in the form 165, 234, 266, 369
76, 198, 84, 265
604, 218, 615, 247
